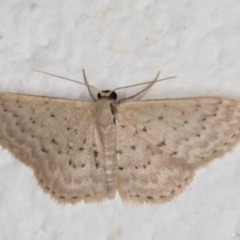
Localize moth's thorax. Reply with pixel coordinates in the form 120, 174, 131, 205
95, 98, 116, 128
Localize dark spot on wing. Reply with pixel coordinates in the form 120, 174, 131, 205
133, 131, 138, 136
116, 150, 123, 155
95, 163, 99, 168
68, 160, 76, 168
170, 151, 177, 156
94, 150, 98, 157
41, 148, 48, 153
147, 196, 153, 200
51, 139, 58, 145
72, 196, 79, 199
74, 129, 78, 134
157, 140, 166, 147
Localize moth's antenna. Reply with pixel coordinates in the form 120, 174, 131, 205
82, 69, 96, 101
119, 72, 176, 102
113, 74, 176, 91
34, 70, 100, 94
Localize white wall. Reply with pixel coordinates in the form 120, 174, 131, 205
0, 0, 240, 239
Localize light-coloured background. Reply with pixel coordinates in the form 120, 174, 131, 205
0, 0, 240, 239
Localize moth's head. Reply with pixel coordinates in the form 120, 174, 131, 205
97, 90, 117, 100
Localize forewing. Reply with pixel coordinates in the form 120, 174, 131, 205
0, 93, 106, 203
116, 97, 240, 203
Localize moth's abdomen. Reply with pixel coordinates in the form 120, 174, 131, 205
95, 98, 117, 198
98, 126, 117, 198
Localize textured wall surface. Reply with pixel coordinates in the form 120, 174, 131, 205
0, 0, 240, 239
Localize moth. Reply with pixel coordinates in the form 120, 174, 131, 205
0, 70, 240, 204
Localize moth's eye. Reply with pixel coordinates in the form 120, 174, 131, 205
110, 91, 117, 100
97, 93, 101, 99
